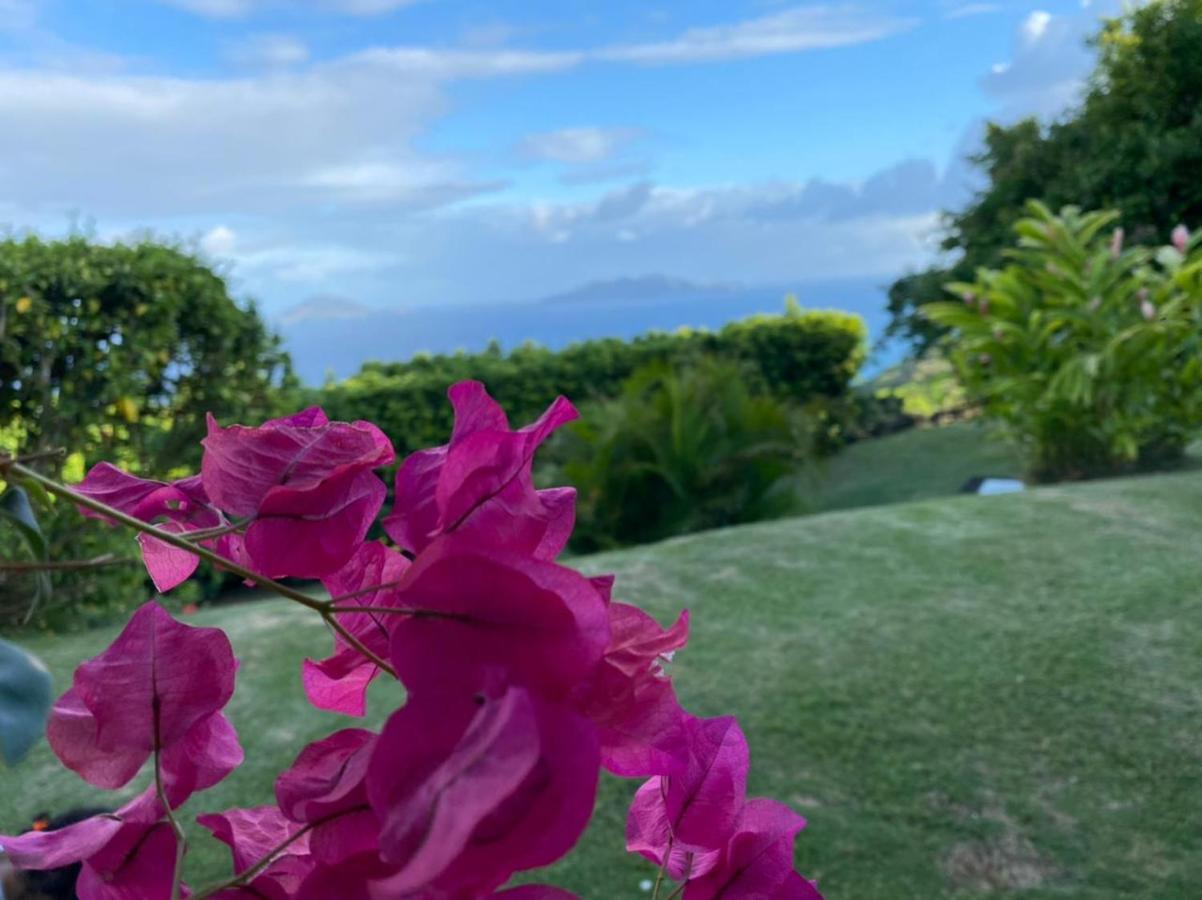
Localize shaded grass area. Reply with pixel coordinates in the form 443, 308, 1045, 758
815, 421, 1024, 512
4, 468, 1202, 897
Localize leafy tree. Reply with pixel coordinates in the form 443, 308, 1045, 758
0, 235, 294, 475
888, 0, 1202, 352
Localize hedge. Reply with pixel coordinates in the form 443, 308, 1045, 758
320, 303, 867, 455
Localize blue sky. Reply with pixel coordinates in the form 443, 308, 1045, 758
0, 0, 1119, 317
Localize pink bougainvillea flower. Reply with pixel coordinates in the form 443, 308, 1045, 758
198, 805, 314, 900
683, 799, 819, 900
385, 539, 610, 701
382, 381, 577, 559
578, 602, 690, 776
46, 600, 239, 790
365, 678, 600, 897
276, 728, 376, 825
76, 464, 228, 592
201, 407, 394, 578
303, 542, 411, 716
0, 602, 243, 897
0, 744, 243, 899
627, 716, 750, 880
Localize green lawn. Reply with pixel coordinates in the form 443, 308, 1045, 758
815, 420, 1024, 512
4, 466, 1202, 897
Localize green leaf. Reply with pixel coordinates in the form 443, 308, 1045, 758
0, 485, 47, 561
0, 485, 54, 622
0, 638, 53, 766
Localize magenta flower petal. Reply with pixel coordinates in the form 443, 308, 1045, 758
76, 463, 171, 522
137, 527, 201, 593
579, 604, 689, 776
387, 541, 609, 701
46, 602, 237, 790
682, 798, 814, 900
308, 807, 380, 865
276, 728, 375, 823
0, 811, 127, 870
382, 381, 577, 558
627, 716, 750, 878
198, 805, 307, 872
589, 672, 687, 777
160, 712, 244, 802
366, 682, 599, 896
201, 408, 393, 578
303, 543, 410, 716
367, 686, 540, 888
244, 469, 386, 578
201, 410, 393, 517
200, 806, 314, 900
75, 821, 181, 900
77, 463, 225, 591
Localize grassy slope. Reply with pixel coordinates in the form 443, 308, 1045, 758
815, 421, 1024, 513
5, 469, 1202, 897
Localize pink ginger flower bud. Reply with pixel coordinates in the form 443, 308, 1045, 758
1110, 228, 1124, 259
1141, 299, 1156, 321
962, 291, 975, 306
1172, 224, 1190, 253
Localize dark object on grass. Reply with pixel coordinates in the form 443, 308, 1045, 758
3, 808, 109, 900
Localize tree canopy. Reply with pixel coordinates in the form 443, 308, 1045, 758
887, 0, 1202, 352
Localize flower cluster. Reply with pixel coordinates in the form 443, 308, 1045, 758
0, 382, 822, 899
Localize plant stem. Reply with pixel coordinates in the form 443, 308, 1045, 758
153, 704, 188, 900
651, 836, 674, 900
326, 578, 406, 604
191, 821, 316, 899
2, 460, 398, 678
0, 553, 137, 572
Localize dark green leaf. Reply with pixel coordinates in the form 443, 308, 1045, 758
0, 638, 53, 766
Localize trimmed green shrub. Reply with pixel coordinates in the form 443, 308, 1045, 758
925, 202, 1202, 480
321, 302, 865, 456
0, 234, 294, 476
554, 358, 814, 551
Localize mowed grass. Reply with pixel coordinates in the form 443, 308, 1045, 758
815, 420, 1025, 513
4, 467, 1202, 897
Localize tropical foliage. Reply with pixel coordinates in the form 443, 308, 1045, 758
925, 202, 1202, 480
557, 358, 812, 551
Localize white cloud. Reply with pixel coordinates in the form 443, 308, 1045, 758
519, 127, 640, 165
200, 224, 237, 256
1021, 10, 1053, 43
599, 5, 918, 64
225, 33, 310, 68
980, 2, 1123, 119
158, 0, 417, 18
347, 46, 584, 78
944, 3, 1002, 19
